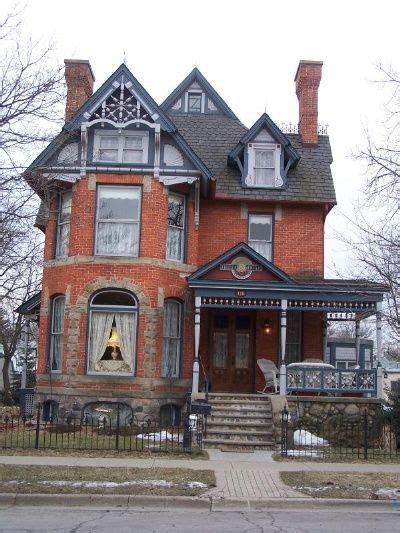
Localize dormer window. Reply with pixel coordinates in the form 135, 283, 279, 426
93, 130, 149, 164
245, 143, 282, 188
186, 92, 204, 113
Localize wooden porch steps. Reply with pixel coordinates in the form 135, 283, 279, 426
204, 393, 276, 451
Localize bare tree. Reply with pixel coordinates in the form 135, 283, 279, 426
0, 5, 65, 304
0, 5, 65, 402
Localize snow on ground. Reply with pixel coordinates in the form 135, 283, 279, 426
375, 488, 400, 499
135, 431, 182, 442
293, 429, 329, 447
285, 449, 322, 457
5, 479, 208, 489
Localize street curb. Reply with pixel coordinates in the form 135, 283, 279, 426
0, 493, 397, 511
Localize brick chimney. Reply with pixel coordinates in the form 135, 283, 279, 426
64, 59, 95, 121
294, 60, 323, 145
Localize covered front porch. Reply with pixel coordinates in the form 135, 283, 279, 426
188, 243, 386, 399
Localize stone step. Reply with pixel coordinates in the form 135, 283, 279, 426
208, 398, 270, 405
207, 393, 269, 400
203, 438, 275, 449
210, 407, 272, 416
207, 420, 272, 428
209, 412, 273, 420
206, 428, 273, 437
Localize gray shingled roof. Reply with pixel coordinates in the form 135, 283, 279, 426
169, 114, 336, 204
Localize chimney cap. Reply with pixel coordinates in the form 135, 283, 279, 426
64, 59, 95, 82
294, 60, 323, 82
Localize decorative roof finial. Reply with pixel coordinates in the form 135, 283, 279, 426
123, 51, 127, 65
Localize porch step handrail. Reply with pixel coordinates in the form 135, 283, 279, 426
198, 353, 210, 401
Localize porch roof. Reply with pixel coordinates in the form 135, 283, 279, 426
188, 243, 387, 314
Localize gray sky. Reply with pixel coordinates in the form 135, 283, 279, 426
5, 0, 399, 276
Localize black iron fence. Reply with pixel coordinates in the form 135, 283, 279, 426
281, 408, 400, 460
0, 404, 203, 454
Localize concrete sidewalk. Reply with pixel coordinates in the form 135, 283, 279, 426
1, 451, 400, 501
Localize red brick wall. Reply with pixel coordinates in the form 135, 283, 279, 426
38, 172, 325, 396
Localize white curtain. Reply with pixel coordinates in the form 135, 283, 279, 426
161, 302, 180, 377
115, 312, 136, 371
96, 222, 138, 255
90, 312, 114, 370
250, 241, 272, 261
213, 332, 228, 369
235, 332, 250, 369
166, 226, 183, 261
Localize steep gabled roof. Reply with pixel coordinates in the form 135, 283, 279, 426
229, 113, 300, 164
161, 67, 239, 120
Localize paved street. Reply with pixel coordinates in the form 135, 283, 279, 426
0, 506, 399, 532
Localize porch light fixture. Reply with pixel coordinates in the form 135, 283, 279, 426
263, 320, 271, 336
107, 327, 120, 360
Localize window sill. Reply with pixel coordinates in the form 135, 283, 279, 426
86, 371, 135, 377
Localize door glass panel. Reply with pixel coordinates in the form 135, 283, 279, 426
213, 332, 228, 368
236, 316, 251, 330
235, 332, 250, 369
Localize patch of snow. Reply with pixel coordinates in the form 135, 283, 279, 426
186, 481, 208, 489
135, 431, 182, 442
375, 488, 400, 499
39, 480, 175, 488
285, 449, 322, 457
293, 429, 329, 447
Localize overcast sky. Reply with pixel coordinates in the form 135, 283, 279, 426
4, 0, 399, 276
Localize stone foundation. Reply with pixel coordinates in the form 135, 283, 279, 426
287, 396, 383, 425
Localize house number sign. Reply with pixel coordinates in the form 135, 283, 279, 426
220, 256, 262, 280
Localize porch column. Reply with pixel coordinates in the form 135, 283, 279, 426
355, 319, 361, 367
191, 296, 201, 395
376, 301, 383, 365
279, 299, 288, 396
322, 316, 328, 363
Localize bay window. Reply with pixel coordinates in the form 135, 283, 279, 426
87, 290, 137, 375
49, 295, 65, 372
93, 130, 149, 164
248, 214, 272, 260
95, 185, 141, 256
166, 193, 185, 262
161, 300, 182, 378
55, 191, 72, 258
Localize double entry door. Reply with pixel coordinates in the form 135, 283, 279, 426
209, 312, 254, 393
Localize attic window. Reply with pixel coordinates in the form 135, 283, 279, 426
245, 143, 282, 188
186, 92, 203, 113
93, 130, 149, 164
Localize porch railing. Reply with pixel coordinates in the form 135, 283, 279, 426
286, 367, 377, 395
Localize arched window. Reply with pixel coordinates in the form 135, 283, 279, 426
161, 299, 182, 378
43, 400, 59, 422
49, 295, 65, 372
87, 290, 138, 375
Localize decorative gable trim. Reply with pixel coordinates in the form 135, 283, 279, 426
188, 242, 295, 284
161, 67, 238, 120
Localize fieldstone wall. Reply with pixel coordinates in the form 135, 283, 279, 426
287, 396, 383, 425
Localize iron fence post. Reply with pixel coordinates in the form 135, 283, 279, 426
363, 409, 368, 460
34, 403, 41, 449
115, 403, 120, 451
281, 407, 288, 457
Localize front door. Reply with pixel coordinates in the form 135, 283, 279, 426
209, 312, 254, 393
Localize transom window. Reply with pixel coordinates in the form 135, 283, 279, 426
187, 92, 202, 113
87, 290, 138, 375
161, 300, 182, 378
166, 194, 185, 262
49, 296, 65, 372
245, 143, 282, 188
55, 191, 72, 258
248, 214, 272, 260
95, 185, 141, 257
93, 130, 149, 164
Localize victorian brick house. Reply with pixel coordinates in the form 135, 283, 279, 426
20, 59, 385, 424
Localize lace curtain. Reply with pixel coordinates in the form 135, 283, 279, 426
50, 297, 65, 371
90, 312, 114, 371
235, 332, 250, 369
115, 312, 136, 371
96, 222, 139, 255
166, 226, 183, 261
161, 301, 181, 377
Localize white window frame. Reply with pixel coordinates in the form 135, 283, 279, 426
166, 193, 186, 263
95, 185, 142, 257
161, 299, 182, 378
55, 191, 72, 258
184, 91, 205, 113
86, 290, 138, 376
49, 295, 65, 373
93, 129, 149, 164
248, 214, 273, 261
245, 142, 282, 188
